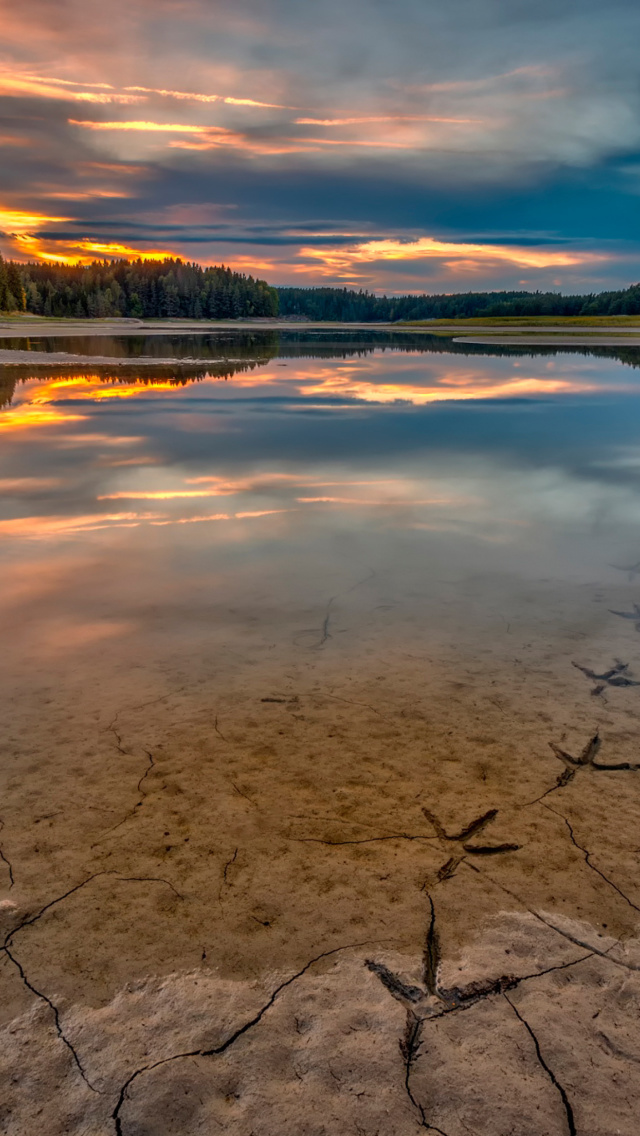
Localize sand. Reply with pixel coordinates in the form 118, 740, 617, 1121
2, 318, 640, 351
2, 561, 640, 1134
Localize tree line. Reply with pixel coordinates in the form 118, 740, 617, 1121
0, 256, 278, 319
277, 283, 640, 320
2, 252, 640, 319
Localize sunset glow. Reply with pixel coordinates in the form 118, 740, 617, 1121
0, 1, 638, 287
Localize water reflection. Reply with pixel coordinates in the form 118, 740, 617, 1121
2, 332, 640, 664
3, 327, 640, 366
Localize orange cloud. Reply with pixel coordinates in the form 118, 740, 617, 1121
149, 509, 289, 526
67, 116, 476, 156
98, 489, 235, 500
0, 512, 162, 538
0, 207, 70, 232
296, 496, 457, 505
0, 477, 62, 492
124, 85, 291, 109
299, 236, 608, 275
0, 133, 30, 148
10, 233, 174, 265
295, 115, 480, 125
0, 70, 141, 103
302, 137, 423, 149
69, 119, 206, 133
39, 190, 131, 200
69, 117, 318, 155
168, 136, 319, 155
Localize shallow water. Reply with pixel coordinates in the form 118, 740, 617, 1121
2, 332, 640, 1133
2, 332, 640, 649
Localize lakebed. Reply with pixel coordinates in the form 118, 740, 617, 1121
1, 327, 640, 1134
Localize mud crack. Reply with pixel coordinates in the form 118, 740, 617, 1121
112, 939, 377, 1135
92, 747, 160, 844
3, 943, 100, 1092
401, 1006, 451, 1135
464, 861, 640, 974
504, 993, 576, 1136
294, 568, 376, 649
2, 871, 184, 1095
218, 847, 239, 903
0, 819, 14, 888
545, 804, 640, 915
295, 833, 439, 846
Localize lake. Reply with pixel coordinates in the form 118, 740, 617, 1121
2, 329, 640, 1134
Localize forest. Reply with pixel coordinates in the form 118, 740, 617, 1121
2, 253, 640, 320
0, 256, 279, 319
277, 283, 640, 320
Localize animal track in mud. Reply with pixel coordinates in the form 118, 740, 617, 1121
421, 807, 520, 882
610, 560, 640, 581
572, 659, 640, 696
609, 602, 640, 631
545, 732, 640, 796
367, 897, 590, 1136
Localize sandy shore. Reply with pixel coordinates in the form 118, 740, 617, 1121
2, 564, 640, 1134
0, 319, 398, 338
1, 317, 640, 344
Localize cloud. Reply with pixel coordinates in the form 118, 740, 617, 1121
69, 119, 206, 133
298, 236, 609, 275
295, 115, 479, 125
0, 208, 70, 232
2, 0, 640, 289
124, 85, 292, 108
0, 69, 142, 104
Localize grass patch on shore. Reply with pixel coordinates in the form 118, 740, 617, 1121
398, 315, 640, 327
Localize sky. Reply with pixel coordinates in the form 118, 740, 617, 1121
1, 0, 640, 294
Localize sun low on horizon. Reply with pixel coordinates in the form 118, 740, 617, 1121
1, 0, 640, 294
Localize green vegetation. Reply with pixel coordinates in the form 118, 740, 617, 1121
2, 252, 640, 323
0, 256, 26, 312
400, 315, 640, 327
0, 255, 278, 319
277, 284, 640, 321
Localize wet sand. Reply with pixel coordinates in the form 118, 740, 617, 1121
2, 565, 640, 1134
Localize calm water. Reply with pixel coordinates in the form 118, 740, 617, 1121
2, 330, 640, 678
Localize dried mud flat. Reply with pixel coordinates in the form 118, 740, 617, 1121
2, 570, 640, 1134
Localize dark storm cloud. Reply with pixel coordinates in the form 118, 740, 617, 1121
1, 0, 640, 288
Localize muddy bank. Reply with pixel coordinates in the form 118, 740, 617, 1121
2, 566, 640, 1133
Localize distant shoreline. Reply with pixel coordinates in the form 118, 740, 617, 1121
1, 317, 640, 353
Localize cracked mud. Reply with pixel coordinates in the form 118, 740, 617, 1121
3, 566, 640, 1135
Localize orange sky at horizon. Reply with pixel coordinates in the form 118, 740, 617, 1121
0, 50, 632, 290
0, 203, 616, 284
